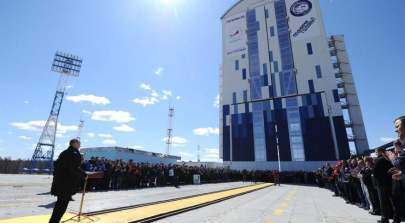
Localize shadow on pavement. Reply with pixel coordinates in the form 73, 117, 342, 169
38, 201, 56, 209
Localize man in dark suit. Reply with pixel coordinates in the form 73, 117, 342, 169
373, 147, 394, 223
49, 139, 87, 223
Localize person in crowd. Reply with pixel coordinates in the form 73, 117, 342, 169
387, 140, 405, 223
272, 170, 280, 186
363, 157, 380, 215
392, 116, 405, 180
49, 139, 87, 223
373, 147, 394, 223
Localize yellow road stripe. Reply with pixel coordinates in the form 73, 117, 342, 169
271, 187, 298, 218
0, 183, 272, 223
92, 183, 271, 222
272, 208, 284, 216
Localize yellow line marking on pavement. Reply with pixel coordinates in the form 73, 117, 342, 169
280, 202, 289, 208
273, 208, 284, 216
0, 183, 272, 223
271, 187, 298, 218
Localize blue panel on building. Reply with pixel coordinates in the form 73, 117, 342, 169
333, 116, 351, 159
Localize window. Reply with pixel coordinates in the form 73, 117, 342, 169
315, 65, 322, 78
274, 61, 279, 72
262, 63, 268, 75
241, 54, 245, 59
232, 92, 237, 104
306, 43, 313, 55
333, 89, 340, 102
235, 60, 239, 70
269, 51, 273, 62
262, 75, 268, 86
242, 68, 247, 80
265, 9, 269, 18
308, 80, 315, 93
243, 90, 248, 102
269, 26, 275, 37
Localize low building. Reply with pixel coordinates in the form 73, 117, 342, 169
81, 147, 180, 165
180, 161, 225, 169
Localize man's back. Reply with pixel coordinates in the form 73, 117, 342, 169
373, 155, 393, 188
51, 147, 85, 197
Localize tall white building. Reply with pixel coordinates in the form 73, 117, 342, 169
220, 0, 368, 171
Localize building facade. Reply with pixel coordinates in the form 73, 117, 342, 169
220, 0, 368, 171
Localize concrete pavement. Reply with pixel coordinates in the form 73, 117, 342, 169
156, 184, 380, 223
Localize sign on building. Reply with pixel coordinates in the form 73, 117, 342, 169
286, 0, 321, 41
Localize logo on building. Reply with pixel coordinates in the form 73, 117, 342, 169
228, 27, 242, 42
292, 17, 316, 37
290, 0, 312, 17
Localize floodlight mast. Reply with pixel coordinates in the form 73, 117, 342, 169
30, 51, 82, 173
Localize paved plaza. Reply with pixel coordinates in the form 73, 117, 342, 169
156, 184, 379, 223
0, 174, 252, 219
0, 174, 380, 223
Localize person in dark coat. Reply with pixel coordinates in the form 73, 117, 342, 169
373, 147, 394, 223
49, 139, 87, 223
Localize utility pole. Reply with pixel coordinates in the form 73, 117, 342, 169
165, 106, 175, 155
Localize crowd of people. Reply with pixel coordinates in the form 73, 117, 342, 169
81, 157, 315, 190
316, 116, 405, 223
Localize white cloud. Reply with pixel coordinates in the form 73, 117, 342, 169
213, 95, 220, 108
162, 136, 188, 147
66, 94, 110, 105
56, 133, 64, 138
155, 67, 164, 76
102, 139, 117, 145
140, 83, 152, 91
57, 125, 78, 134
65, 85, 73, 90
19, 136, 32, 140
133, 97, 160, 106
23, 100, 29, 104
201, 148, 222, 162
162, 90, 172, 97
151, 90, 159, 97
10, 120, 45, 131
176, 96, 181, 100
113, 124, 135, 132
98, 133, 113, 138
134, 83, 176, 106
179, 151, 195, 160
87, 132, 95, 137
128, 145, 145, 149
91, 110, 135, 123
82, 110, 92, 115
193, 127, 219, 136
380, 137, 396, 143
10, 120, 78, 135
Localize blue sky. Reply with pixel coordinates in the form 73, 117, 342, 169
0, 0, 404, 161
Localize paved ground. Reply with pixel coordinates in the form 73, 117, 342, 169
0, 174, 381, 222
0, 174, 252, 220
156, 184, 380, 223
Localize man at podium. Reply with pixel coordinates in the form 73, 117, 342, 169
49, 139, 87, 223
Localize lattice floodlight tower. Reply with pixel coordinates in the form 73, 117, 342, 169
30, 51, 82, 172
